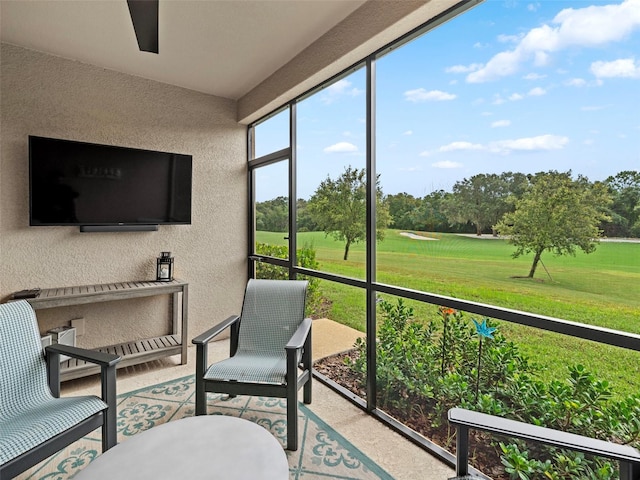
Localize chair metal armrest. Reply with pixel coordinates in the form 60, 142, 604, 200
46, 344, 122, 398
286, 318, 312, 351
46, 344, 121, 367
193, 315, 241, 413
192, 315, 240, 345
285, 317, 313, 412
46, 345, 120, 442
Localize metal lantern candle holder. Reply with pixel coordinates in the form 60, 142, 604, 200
156, 252, 174, 282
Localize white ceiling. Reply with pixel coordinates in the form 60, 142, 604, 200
0, 0, 367, 100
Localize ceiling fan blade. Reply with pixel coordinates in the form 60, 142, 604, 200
127, 0, 159, 54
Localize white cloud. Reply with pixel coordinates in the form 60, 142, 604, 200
553, 1, 640, 47
404, 88, 457, 102
326, 79, 360, 95
431, 161, 463, 169
493, 94, 507, 104
426, 134, 569, 157
528, 87, 547, 96
523, 73, 547, 80
498, 34, 521, 43
468, 49, 523, 83
565, 78, 587, 87
439, 141, 485, 152
446, 63, 482, 74
488, 134, 569, 154
467, 0, 640, 83
491, 120, 511, 128
503, 89, 545, 101
591, 58, 640, 79
321, 79, 363, 104
403, 130, 413, 136
534, 51, 551, 67
528, 3, 541, 12
324, 142, 358, 153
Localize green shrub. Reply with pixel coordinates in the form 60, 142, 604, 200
347, 297, 640, 479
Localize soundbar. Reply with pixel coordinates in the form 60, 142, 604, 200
80, 224, 159, 233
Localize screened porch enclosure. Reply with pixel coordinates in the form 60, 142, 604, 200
247, 1, 640, 477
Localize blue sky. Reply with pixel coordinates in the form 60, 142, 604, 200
255, 0, 640, 201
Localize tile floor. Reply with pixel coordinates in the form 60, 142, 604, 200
61, 320, 455, 480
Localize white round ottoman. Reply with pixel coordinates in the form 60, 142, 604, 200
74, 415, 289, 479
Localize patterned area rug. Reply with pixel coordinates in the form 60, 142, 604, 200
18, 375, 393, 480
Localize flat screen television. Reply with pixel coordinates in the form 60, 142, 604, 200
29, 136, 192, 231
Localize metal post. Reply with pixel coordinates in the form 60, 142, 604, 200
365, 56, 378, 412
456, 425, 470, 476
289, 103, 297, 280
619, 460, 640, 480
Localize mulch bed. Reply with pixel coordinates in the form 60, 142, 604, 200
314, 350, 509, 480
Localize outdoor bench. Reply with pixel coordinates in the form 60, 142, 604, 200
448, 407, 640, 480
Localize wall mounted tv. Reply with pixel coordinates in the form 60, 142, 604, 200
29, 136, 192, 232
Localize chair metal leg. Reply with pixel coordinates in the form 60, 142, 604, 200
303, 334, 312, 405
303, 374, 312, 404
195, 381, 207, 415
286, 347, 299, 451
287, 382, 298, 451
195, 344, 208, 416
101, 363, 118, 451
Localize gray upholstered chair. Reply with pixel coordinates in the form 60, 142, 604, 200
192, 279, 312, 451
0, 300, 120, 479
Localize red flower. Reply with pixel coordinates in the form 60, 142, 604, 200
438, 306, 456, 316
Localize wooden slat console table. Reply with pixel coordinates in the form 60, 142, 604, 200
26, 279, 188, 381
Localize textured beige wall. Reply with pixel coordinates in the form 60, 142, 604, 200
0, 43, 248, 348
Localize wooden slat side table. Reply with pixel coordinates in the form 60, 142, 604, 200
26, 279, 188, 381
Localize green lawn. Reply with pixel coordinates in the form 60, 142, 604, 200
257, 230, 640, 396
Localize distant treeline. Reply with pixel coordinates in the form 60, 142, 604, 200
256, 170, 640, 238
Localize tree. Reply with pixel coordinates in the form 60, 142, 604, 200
296, 198, 318, 232
413, 190, 451, 232
387, 192, 421, 230
255, 196, 288, 232
307, 166, 390, 260
442, 173, 524, 236
495, 171, 612, 279
603, 171, 640, 237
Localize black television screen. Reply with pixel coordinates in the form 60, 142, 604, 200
29, 136, 192, 227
